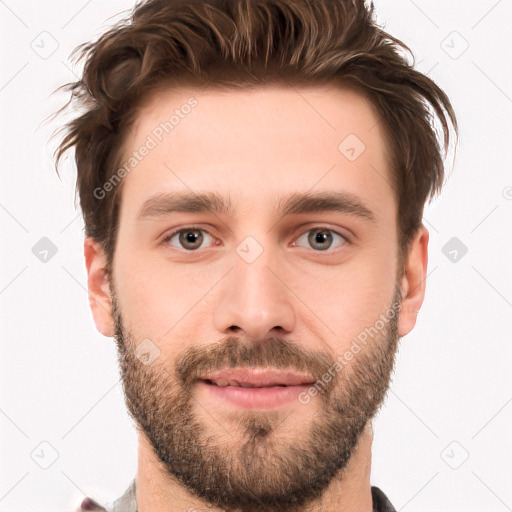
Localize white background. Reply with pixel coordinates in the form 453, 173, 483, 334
0, 0, 511, 511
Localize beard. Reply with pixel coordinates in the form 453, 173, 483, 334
111, 283, 402, 512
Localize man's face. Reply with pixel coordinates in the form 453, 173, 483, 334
105, 84, 408, 510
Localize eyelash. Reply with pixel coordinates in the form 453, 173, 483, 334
161, 225, 350, 253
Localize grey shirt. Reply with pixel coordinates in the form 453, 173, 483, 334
78, 478, 397, 512
111, 478, 137, 512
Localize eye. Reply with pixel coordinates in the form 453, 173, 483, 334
162, 226, 217, 251
292, 227, 349, 252
161, 225, 349, 253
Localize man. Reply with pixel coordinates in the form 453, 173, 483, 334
54, 0, 457, 511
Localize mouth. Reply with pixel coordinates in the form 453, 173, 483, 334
198, 367, 315, 387
202, 378, 290, 388
196, 368, 316, 409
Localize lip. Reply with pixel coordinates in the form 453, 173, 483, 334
196, 368, 315, 409
199, 368, 315, 387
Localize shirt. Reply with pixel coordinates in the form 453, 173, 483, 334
77, 478, 397, 512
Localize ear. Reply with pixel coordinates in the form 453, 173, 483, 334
84, 237, 115, 337
398, 224, 429, 337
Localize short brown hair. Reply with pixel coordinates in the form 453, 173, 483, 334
53, 0, 457, 274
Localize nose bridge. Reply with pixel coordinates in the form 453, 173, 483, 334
212, 235, 296, 339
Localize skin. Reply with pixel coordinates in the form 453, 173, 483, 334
84, 84, 429, 512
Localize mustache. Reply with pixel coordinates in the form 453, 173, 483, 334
175, 336, 336, 390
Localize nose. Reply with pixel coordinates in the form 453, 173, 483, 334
212, 243, 297, 342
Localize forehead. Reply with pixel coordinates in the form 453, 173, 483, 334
117, 83, 395, 222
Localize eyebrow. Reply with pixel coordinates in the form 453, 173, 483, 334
136, 190, 376, 223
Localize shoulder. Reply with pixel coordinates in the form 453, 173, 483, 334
73, 478, 136, 512
76, 496, 109, 511
371, 485, 397, 512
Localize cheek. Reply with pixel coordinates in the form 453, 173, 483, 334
312, 284, 390, 350
114, 253, 221, 337
300, 250, 396, 347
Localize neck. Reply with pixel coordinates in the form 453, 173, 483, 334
135, 421, 375, 512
